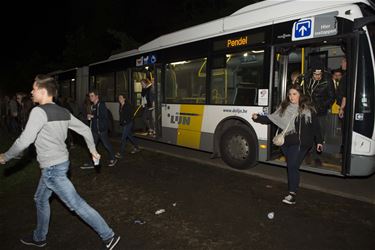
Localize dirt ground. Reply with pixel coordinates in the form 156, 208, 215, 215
1, 133, 374, 250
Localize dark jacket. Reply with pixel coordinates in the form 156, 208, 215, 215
253, 113, 323, 148
119, 101, 133, 126
300, 72, 335, 116
141, 85, 153, 109
90, 101, 109, 133
334, 74, 347, 106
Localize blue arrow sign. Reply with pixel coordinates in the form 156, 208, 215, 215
292, 18, 314, 41
295, 20, 312, 37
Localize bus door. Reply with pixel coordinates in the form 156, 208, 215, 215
130, 66, 160, 138
272, 41, 348, 174
153, 64, 162, 137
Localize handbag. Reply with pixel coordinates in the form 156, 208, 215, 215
272, 115, 295, 146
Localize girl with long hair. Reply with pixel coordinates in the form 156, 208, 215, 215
252, 84, 323, 205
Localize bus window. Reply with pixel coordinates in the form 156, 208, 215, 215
367, 23, 375, 56
116, 70, 129, 98
59, 79, 72, 98
94, 73, 115, 102
165, 58, 206, 104
210, 50, 265, 105
353, 33, 375, 138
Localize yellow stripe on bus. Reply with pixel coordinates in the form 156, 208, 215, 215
177, 105, 204, 149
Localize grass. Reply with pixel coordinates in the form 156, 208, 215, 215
0, 130, 40, 194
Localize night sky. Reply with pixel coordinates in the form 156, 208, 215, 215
1, 0, 260, 94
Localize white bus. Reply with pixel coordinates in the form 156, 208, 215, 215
52, 0, 375, 176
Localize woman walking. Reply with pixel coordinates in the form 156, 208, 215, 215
115, 94, 140, 159
252, 84, 323, 205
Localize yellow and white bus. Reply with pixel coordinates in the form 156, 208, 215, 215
53, 0, 375, 176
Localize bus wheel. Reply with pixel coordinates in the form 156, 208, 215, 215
220, 125, 257, 169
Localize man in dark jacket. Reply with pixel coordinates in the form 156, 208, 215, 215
87, 90, 117, 167
300, 68, 335, 142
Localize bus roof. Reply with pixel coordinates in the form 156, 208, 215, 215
92, 0, 371, 66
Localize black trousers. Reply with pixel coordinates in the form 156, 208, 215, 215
281, 145, 310, 193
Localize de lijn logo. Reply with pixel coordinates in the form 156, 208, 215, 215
292, 18, 314, 41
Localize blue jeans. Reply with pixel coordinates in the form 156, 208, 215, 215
119, 121, 138, 156
93, 131, 115, 161
33, 161, 114, 242
281, 145, 309, 193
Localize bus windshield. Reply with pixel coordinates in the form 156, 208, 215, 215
368, 23, 375, 57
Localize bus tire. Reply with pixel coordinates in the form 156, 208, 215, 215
220, 125, 258, 169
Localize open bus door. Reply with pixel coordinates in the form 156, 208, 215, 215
131, 65, 161, 139
271, 39, 351, 175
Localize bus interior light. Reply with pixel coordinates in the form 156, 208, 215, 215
171, 61, 189, 66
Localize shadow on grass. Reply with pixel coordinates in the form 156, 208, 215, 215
3, 156, 34, 177
3, 146, 37, 177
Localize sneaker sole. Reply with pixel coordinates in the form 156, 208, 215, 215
20, 239, 47, 247
108, 236, 121, 250
282, 199, 296, 205
80, 166, 95, 169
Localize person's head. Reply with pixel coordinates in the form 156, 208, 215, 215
287, 84, 303, 104
332, 68, 343, 81
88, 90, 99, 104
16, 93, 24, 104
280, 84, 313, 114
118, 94, 126, 104
290, 71, 300, 83
32, 75, 57, 104
312, 68, 323, 81
340, 57, 347, 71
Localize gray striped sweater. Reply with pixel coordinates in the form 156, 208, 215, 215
4, 103, 96, 168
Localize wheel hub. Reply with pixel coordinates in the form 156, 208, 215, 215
226, 134, 249, 160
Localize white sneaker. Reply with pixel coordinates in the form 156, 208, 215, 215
108, 159, 118, 167
282, 193, 296, 205
131, 148, 140, 154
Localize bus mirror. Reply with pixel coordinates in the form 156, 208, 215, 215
353, 16, 375, 31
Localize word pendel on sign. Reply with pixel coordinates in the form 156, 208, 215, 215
227, 36, 248, 48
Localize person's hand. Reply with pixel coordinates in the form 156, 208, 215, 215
87, 114, 93, 120
252, 113, 258, 120
92, 152, 101, 161
0, 153, 6, 165
317, 144, 323, 152
339, 108, 344, 119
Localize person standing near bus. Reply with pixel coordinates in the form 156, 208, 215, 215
115, 94, 140, 159
252, 84, 323, 204
0, 75, 120, 249
87, 90, 118, 167
141, 71, 156, 136
299, 67, 334, 165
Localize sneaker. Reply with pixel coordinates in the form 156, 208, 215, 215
20, 235, 47, 247
108, 159, 118, 167
115, 153, 123, 159
102, 234, 120, 250
282, 193, 296, 205
130, 148, 140, 154
81, 163, 95, 169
